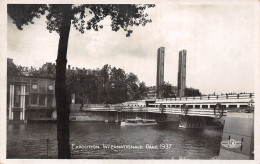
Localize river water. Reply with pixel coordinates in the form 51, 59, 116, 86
7, 122, 223, 159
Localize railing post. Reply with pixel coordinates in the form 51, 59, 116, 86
200, 96, 202, 100
208, 95, 210, 100
226, 94, 228, 99
186, 96, 187, 100
175, 97, 176, 101
237, 94, 239, 99
217, 95, 218, 99
250, 93, 252, 98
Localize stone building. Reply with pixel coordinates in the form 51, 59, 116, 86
7, 75, 56, 123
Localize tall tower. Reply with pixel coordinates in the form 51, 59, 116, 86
156, 47, 165, 99
177, 50, 186, 97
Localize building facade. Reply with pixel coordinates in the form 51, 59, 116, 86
177, 50, 187, 97
156, 47, 165, 99
7, 75, 56, 123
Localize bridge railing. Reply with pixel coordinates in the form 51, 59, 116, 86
81, 105, 252, 118
84, 104, 113, 108
147, 107, 228, 118
156, 93, 254, 102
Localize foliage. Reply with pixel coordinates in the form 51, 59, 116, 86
185, 87, 202, 97
7, 59, 20, 75
8, 4, 155, 36
7, 60, 56, 78
8, 59, 149, 104
162, 82, 177, 98
160, 82, 202, 98
66, 65, 148, 104
8, 5, 48, 30
8, 4, 155, 103
8, 60, 202, 100
138, 81, 148, 99
8, 4, 155, 159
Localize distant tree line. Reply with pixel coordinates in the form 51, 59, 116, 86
160, 82, 201, 98
66, 64, 148, 104
7, 59, 56, 77
7, 59, 202, 102
185, 87, 202, 97
7, 59, 148, 104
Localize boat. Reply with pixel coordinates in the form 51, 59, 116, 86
120, 117, 157, 126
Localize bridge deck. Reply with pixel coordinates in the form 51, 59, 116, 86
80, 93, 254, 118
82, 106, 229, 118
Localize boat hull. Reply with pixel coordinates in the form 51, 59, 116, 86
120, 122, 157, 126
120, 117, 157, 126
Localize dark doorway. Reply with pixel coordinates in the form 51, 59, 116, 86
13, 111, 20, 120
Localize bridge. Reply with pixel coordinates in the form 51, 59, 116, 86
81, 93, 254, 118
76, 93, 254, 128
72, 93, 255, 159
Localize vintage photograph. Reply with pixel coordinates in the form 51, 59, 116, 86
3, 0, 258, 161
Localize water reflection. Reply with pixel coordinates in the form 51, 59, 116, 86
7, 122, 223, 159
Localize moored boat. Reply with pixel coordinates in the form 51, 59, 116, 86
120, 117, 157, 126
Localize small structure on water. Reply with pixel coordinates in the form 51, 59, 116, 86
120, 117, 157, 126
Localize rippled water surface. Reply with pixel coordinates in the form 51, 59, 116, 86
7, 122, 223, 159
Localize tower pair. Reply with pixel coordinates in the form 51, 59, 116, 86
156, 47, 186, 98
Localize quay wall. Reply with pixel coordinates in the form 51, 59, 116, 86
70, 111, 180, 122
219, 113, 254, 159
69, 110, 221, 124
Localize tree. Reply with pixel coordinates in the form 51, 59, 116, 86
66, 64, 147, 104
38, 63, 56, 78
99, 64, 111, 103
109, 67, 128, 103
7, 58, 20, 75
185, 87, 201, 97
126, 73, 139, 101
8, 4, 155, 158
162, 82, 176, 98
137, 81, 148, 99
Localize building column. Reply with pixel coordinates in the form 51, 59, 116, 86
20, 86, 23, 120
21, 85, 26, 120
9, 85, 14, 120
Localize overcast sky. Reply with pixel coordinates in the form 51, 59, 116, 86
7, 0, 259, 94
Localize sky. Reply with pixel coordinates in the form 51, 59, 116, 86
7, 0, 259, 95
